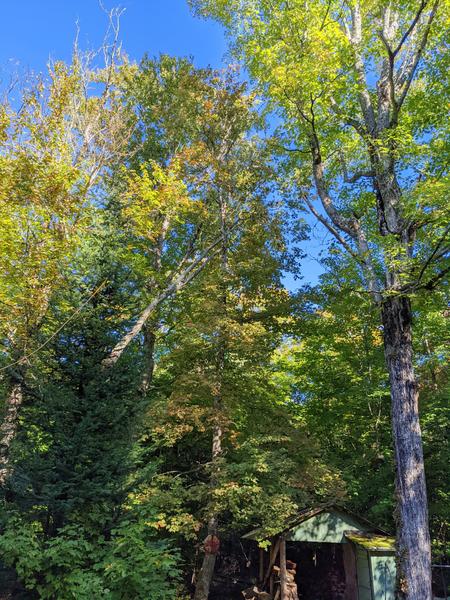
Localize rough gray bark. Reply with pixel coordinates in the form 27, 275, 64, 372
382, 294, 432, 599
301, 5, 440, 597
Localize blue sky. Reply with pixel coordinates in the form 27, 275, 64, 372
0, 0, 226, 71
0, 0, 325, 288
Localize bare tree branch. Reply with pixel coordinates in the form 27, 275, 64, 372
420, 265, 450, 291
396, 0, 440, 112
101, 236, 224, 368
339, 150, 374, 183
101, 211, 244, 369
392, 1, 428, 59
401, 225, 450, 292
302, 194, 358, 259
308, 127, 357, 237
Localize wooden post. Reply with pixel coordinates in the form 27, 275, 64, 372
279, 536, 288, 600
342, 543, 358, 600
259, 547, 264, 583
263, 537, 281, 588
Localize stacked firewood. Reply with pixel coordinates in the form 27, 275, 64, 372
273, 560, 299, 600
241, 586, 272, 599
241, 560, 299, 600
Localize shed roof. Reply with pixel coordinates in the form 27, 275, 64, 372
345, 531, 396, 552
242, 503, 389, 542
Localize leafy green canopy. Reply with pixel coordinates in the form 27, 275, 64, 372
191, 0, 449, 295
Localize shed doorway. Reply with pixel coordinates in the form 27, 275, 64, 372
286, 541, 355, 600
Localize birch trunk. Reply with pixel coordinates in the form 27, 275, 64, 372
381, 294, 432, 600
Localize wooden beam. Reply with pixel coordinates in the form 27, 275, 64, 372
343, 543, 358, 600
259, 547, 264, 583
263, 537, 281, 588
279, 537, 288, 600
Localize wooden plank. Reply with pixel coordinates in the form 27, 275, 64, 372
259, 547, 265, 583
355, 547, 372, 600
279, 537, 288, 600
263, 537, 281, 588
343, 542, 358, 600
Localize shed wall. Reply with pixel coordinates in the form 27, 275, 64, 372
287, 511, 371, 544
370, 552, 396, 600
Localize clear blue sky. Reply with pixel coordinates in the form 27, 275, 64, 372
0, 0, 226, 70
0, 0, 325, 288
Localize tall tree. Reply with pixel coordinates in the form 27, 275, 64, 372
0, 215, 182, 598
275, 256, 448, 551
101, 58, 243, 371
123, 63, 342, 598
190, 70, 265, 600
0, 41, 132, 485
190, 1, 449, 597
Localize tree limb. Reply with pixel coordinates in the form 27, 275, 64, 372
396, 0, 440, 113
346, 1, 376, 134
102, 236, 224, 368
308, 128, 357, 237
302, 195, 359, 261
392, 1, 428, 59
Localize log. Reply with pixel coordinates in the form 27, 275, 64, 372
242, 586, 273, 600
242, 586, 259, 599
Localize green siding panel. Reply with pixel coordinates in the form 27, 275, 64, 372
287, 510, 371, 544
370, 553, 396, 600
356, 547, 373, 600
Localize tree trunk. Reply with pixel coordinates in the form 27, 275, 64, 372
194, 191, 229, 600
193, 513, 220, 600
0, 382, 23, 486
193, 417, 223, 600
140, 324, 156, 394
381, 294, 432, 600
